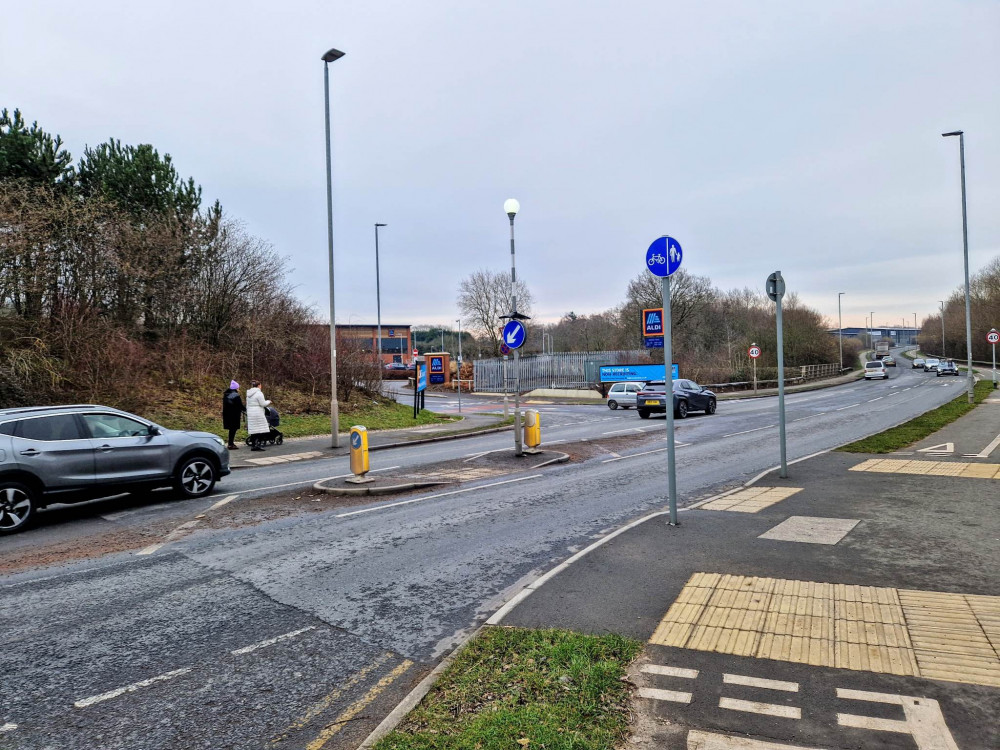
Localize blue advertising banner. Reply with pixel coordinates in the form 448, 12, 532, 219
599, 363, 679, 383
416, 362, 427, 392
429, 356, 444, 384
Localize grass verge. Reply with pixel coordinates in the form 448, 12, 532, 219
375, 627, 642, 750
152, 400, 457, 440
838, 379, 993, 453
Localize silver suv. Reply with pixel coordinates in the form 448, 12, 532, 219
0, 405, 230, 535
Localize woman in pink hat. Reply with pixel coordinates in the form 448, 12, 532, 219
222, 380, 245, 449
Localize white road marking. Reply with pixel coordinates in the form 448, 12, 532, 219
719, 697, 801, 719
837, 690, 959, 750
969, 431, 1000, 459
638, 687, 693, 704
723, 674, 798, 692
207, 494, 239, 511
601, 443, 691, 463
835, 403, 860, 411
686, 730, 821, 749
336, 475, 543, 518
722, 425, 776, 438
642, 664, 699, 679
0, 723, 17, 733
136, 519, 201, 556
867, 397, 884, 402
917, 443, 953, 454
74, 668, 192, 708
240, 467, 400, 495
231, 626, 315, 655
602, 427, 644, 435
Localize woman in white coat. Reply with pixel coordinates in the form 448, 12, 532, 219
245, 380, 272, 451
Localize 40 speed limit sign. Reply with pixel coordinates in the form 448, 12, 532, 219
988, 329, 999, 344
748, 344, 762, 359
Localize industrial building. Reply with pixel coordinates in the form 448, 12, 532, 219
828, 326, 919, 347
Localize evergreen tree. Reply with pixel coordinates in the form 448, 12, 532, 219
0, 109, 74, 186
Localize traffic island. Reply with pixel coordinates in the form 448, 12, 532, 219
313, 477, 452, 496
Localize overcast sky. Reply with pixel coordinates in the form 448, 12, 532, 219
4, 1, 998, 331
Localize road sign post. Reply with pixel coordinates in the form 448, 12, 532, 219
749, 343, 761, 394
988, 329, 999, 388
646, 235, 683, 526
766, 271, 787, 478
503, 319, 527, 456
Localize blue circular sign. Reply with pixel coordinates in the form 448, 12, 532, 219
646, 236, 683, 278
502, 320, 527, 350
350, 431, 362, 449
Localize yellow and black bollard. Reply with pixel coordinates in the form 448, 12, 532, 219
523, 409, 541, 453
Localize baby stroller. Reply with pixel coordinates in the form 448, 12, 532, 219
246, 406, 284, 446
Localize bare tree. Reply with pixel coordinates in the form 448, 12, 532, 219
457, 269, 533, 357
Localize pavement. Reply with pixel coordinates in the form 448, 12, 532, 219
499, 386, 1000, 749
227, 411, 507, 469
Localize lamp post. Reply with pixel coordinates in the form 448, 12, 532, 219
940, 301, 946, 358
456, 318, 463, 413
942, 130, 975, 403
322, 47, 345, 448
838, 292, 845, 371
374, 223, 387, 367
505, 198, 523, 457
913, 313, 917, 347
870, 311, 875, 353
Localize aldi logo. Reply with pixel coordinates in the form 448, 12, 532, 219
643, 308, 664, 337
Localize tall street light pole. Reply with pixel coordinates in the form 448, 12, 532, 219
838, 292, 845, 371
942, 130, 975, 403
870, 311, 875, 353
505, 198, 523, 457
374, 223, 387, 367
913, 313, 917, 346
456, 318, 463, 413
940, 301, 946, 358
322, 47, 345, 448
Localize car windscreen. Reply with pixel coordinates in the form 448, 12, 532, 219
865, 362, 883, 369
641, 384, 666, 393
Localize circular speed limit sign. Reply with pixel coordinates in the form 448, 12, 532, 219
988, 330, 999, 344
748, 345, 761, 359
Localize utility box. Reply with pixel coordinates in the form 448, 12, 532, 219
348, 426, 372, 483
426, 352, 451, 385
523, 409, 541, 449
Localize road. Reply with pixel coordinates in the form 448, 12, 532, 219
0, 352, 964, 749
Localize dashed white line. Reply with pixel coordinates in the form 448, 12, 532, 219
601, 444, 691, 463
0, 723, 17, 733
207, 494, 239, 511
723, 674, 798, 692
231, 626, 315, 655
835, 403, 860, 411
837, 714, 909, 733
638, 687, 693, 704
74, 668, 193, 708
642, 664, 699, 679
719, 697, 801, 719
867, 397, 883, 402
602, 427, 644, 435
336, 475, 543, 518
722, 425, 775, 438
836, 688, 902, 704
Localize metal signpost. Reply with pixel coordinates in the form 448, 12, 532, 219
766, 272, 787, 478
413, 358, 427, 418
988, 329, 999, 388
456, 318, 463, 413
748, 343, 761, 394
503, 318, 527, 456
646, 235, 683, 526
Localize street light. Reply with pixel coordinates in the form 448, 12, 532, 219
942, 130, 975, 403
322, 47, 345, 448
838, 292, 845, 371
870, 310, 875, 352
456, 318, 463, 413
374, 223, 387, 369
504, 198, 523, 457
913, 313, 917, 346
940, 301, 946, 358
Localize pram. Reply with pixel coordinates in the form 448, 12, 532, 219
246, 406, 284, 446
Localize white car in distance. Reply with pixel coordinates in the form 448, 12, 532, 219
864, 361, 889, 380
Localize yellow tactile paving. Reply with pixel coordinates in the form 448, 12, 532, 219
650, 573, 1000, 687
850, 458, 1000, 479
701, 487, 803, 513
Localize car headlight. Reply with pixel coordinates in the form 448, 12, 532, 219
211, 436, 225, 447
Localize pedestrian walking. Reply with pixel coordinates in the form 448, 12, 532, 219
222, 380, 245, 450
245, 380, 272, 451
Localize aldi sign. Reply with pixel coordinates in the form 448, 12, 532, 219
643, 308, 664, 337
429, 355, 445, 384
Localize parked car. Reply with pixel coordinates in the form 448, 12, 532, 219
864, 361, 889, 380
636, 380, 717, 419
606, 381, 644, 410
923, 358, 940, 372
912, 358, 925, 369
0, 405, 230, 535
937, 360, 960, 376
883, 356, 896, 367
384, 362, 410, 371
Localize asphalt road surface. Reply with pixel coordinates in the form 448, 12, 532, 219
0, 350, 965, 749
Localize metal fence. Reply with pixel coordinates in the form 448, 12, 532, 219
473, 350, 650, 393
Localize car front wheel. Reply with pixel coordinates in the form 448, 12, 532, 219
676, 400, 688, 419
706, 398, 717, 415
0, 482, 36, 535
608, 400, 618, 410
173, 456, 218, 499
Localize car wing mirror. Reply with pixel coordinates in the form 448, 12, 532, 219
148, 425, 162, 436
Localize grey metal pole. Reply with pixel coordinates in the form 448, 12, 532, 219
958, 134, 975, 403
940, 301, 946, 358
456, 318, 463, 412
375, 223, 385, 366
838, 292, 844, 371
776, 274, 788, 479
993, 341, 997, 388
322, 51, 344, 449
870, 311, 875, 354
510, 214, 523, 456
661, 275, 678, 525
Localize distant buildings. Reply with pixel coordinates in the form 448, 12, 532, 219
828, 326, 919, 346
